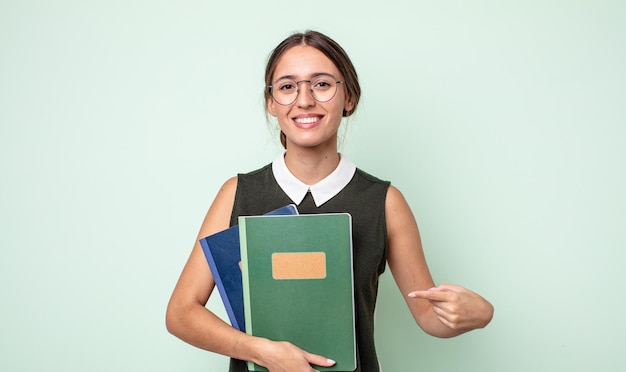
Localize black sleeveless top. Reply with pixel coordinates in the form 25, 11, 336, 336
228, 164, 390, 372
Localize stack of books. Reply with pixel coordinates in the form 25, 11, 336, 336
200, 205, 356, 372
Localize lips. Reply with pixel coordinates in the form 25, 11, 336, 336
293, 115, 323, 128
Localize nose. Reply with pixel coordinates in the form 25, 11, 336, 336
295, 80, 315, 107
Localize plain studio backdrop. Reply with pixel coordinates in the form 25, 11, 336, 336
1, 1, 624, 371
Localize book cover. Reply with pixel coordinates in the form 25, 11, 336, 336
199, 204, 298, 331
239, 213, 356, 372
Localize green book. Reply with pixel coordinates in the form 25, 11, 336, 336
239, 213, 356, 372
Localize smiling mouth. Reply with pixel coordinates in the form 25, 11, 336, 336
294, 116, 321, 124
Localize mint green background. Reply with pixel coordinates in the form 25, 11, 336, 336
1, 1, 624, 371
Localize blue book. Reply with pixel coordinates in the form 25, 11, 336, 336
199, 204, 298, 331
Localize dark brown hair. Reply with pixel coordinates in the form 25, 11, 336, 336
264, 31, 361, 148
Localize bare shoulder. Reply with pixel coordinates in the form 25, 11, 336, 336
385, 184, 408, 209
385, 184, 416, 228
199, 176, 238, 236
217, 176, 238, 202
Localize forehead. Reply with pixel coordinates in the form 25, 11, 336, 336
273, 45, 341, 80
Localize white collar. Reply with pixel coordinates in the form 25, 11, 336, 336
272, 152, 356, 207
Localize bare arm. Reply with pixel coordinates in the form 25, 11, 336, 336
385, 185, 493, 338
165, 177, 254, 355
165, 177, 334, 371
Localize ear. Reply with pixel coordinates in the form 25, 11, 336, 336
267, 97, 278, 117
344, 96, 355, 115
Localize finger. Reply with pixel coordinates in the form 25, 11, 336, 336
432, 311, 458, 329
431, 301, 456, 318
433, 307, 465, 330
305, 353, 336, 368
429, 297, 466, 329
408, 290, 451, 302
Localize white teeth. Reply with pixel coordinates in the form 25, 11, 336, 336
294, 117, 319, 124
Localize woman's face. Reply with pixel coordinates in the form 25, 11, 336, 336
267, 45, 354, 150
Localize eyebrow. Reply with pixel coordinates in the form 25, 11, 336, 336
273, 72, 337, 82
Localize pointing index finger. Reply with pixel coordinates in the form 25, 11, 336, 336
408, 289, 450, 301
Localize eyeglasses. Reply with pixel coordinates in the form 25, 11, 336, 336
268, 76, 343, 106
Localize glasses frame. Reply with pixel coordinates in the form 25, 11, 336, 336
268, 79, 344, 106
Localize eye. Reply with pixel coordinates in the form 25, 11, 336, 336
278, 81, 297, 91
312, 79, 334, 90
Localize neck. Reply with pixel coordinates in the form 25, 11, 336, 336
283, 147, 340, 185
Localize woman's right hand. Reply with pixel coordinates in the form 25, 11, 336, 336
256, 339, 336, 372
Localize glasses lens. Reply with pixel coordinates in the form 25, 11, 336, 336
271, 80, 298, 105
310, 77, 338, 103
270, 78, 340, 105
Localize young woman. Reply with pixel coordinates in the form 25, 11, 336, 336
166, 30, 494, 372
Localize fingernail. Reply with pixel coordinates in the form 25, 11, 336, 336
327, 358, 336, 364
408, 292, 416, 297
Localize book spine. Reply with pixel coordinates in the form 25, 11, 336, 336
239, 217, 263, 371
199, 237, 240, 331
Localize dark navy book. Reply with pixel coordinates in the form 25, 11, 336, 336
199, 204, 298, 331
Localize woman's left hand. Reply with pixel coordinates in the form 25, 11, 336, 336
408, 284, 494, 331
